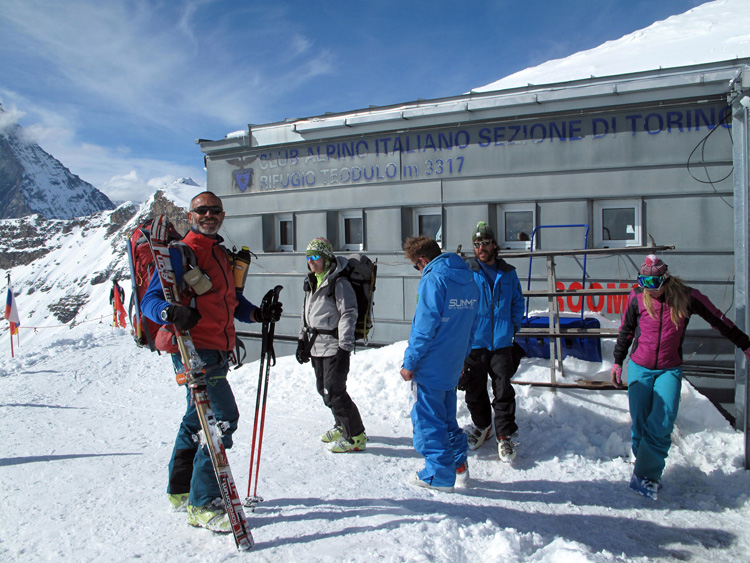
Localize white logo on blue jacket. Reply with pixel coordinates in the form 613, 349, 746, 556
449, 298, 478, 310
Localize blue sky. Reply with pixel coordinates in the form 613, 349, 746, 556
0, 0, 704, 203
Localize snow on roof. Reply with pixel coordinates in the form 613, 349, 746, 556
474, 0, 750, 93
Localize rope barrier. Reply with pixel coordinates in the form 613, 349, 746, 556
4, 315, 118, 332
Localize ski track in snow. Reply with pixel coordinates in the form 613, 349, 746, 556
1, 325, 749, 562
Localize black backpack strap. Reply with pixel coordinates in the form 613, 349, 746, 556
170, 241, 198, 270
314, 327, 338, 338
232, 336, 247, 369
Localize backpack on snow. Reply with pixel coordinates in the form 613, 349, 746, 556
304, 253, 378, 345
126, 218, 182, 352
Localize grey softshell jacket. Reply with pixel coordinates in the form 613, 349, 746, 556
299, 255, 358, 356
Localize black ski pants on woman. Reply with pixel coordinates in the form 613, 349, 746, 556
463, 346, 518, 438
312, 354, 365, 440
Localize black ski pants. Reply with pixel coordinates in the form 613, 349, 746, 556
312, 354, 365, 440
463, 346, 518, 438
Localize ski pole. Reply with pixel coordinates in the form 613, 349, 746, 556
245, 285, 283, 507
250, 287, 281, 500
245, 311, 268, 506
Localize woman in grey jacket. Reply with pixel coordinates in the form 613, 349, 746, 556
296, 237, 367, 453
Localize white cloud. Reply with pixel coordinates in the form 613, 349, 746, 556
0, 0, 341, 201
0, 0, 335, 130
0, 103, 25, 134
100, 168, 205, 204
1, 89, 204, 205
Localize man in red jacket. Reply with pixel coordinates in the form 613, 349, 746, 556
142, 191, 281, 532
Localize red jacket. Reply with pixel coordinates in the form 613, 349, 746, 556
614, 286, 750, 369
177, 230, 238, 351
143, 230, 254, 352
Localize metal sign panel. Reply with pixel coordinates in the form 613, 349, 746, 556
216, 103, 731, 194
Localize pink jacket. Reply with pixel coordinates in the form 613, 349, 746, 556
614, 286, 749, 370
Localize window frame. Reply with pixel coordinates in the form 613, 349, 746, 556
339, 210, 364, 251
497, 203, 536, 250
413, 206, 443, 247
593, 199, 642, 248
275, 213, 294, 252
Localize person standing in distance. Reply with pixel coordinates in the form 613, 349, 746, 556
459, 221, 524, 462
612, 255, 750, 500
141, 191, 282, 532
400, 236, 479, 492
296, 237, 367, 453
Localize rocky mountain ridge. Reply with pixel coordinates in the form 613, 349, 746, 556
0, 183, 195, 325
0, 107, 114, 220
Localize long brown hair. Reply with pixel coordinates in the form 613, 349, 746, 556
643, 274, 690, 327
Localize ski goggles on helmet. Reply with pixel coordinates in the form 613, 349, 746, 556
637, 274, 666, 290
306, 254, 321, 261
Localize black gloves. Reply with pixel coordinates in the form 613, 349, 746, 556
457, 352, 482, 391
335, 347, 351, 374
257, 300, 283, 323
164, 305, 202, 332
296, 339, 311, 364
456, 363, 472, 391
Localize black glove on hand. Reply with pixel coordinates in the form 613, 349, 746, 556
335, 347, 350, 374
456, 363, 472, 391
295, 339, 310, 364
166, 305, 202, 332
257, 300, 283, 323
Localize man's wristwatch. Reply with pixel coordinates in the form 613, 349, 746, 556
160, 307, 170, 322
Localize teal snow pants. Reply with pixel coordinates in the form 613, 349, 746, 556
167, 350, 238, 507
627, 360, 682, 482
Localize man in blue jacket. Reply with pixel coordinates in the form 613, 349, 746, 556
400, 236, 479, 492
460, 222, 525, 462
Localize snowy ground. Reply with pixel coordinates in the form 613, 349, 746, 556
1, 321, 749, 562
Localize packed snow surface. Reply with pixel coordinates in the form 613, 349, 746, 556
4, 1, 750, 560
1, 319, 749, 562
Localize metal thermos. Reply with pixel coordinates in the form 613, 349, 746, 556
233, 246, 252, 291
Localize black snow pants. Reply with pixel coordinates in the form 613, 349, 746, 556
463, 346, 518, 438
312, 354, 365, 440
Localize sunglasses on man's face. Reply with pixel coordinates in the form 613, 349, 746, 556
190, 205, 223, 215
473, 240, 492, 248
307, 255, 321, 261
637, 275, 665, 290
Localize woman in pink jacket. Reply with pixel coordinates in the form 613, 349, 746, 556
611, 255, 750, 501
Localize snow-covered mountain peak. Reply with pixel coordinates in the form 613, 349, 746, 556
0, 115, 114, 220
474, 0, 750, 93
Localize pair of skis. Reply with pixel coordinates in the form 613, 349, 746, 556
148, 215, 265, 551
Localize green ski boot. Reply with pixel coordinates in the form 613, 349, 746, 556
320, 425, 343, 443
168, 492, 189, 512
186, 499, 232, 533
328, 431, 367, 453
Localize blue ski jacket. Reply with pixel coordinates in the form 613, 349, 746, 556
466, 256, 525, 351
403, 253, 479, 390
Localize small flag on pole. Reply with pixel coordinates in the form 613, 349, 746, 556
4, 285, 20, 336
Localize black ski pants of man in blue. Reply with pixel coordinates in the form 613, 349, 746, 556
463, 346, 518, 438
